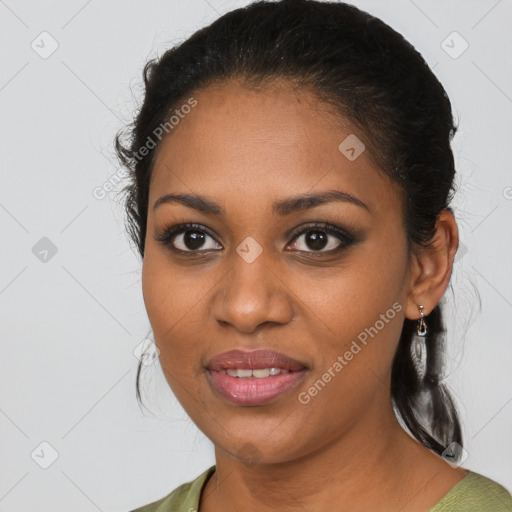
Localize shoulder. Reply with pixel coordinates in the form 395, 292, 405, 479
429, 471, 512, 512
129, 466, 216, 512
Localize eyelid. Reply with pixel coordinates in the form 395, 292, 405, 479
155, 221, 356, 255
154, 222, 220, 248
286, 222, 355, 254
287, 221, 353, 242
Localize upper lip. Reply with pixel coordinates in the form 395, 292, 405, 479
206, 349, 308, 371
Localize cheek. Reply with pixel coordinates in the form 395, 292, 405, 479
141, 251, 194, 358
142, 246, 207, 337
141, 253, 211, 415
141, 247, 219, 387
295, 236, 409, 401
303, 239, 407, 345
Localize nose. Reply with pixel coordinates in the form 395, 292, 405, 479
211, 249, 295, 334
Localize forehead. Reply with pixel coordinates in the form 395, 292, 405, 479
149, 79, 402, 218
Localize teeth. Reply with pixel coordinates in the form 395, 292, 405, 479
220, 368, 292, 378
252, 368, 270, 378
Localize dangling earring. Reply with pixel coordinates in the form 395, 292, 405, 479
416, 305, 427, 337
412, 304, 428, 381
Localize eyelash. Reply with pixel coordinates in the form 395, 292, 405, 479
154, 222, 355, 257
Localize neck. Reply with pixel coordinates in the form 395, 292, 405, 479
200, 399, 434, 511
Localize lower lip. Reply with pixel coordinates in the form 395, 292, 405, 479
207, 369, 307, 406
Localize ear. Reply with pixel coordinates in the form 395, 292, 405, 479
404, 210, 459, 321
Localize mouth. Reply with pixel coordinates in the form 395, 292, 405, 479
218, 367, 294, 377
205, 349, 308, 406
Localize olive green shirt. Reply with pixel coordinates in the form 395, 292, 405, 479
131, 466, 512, 511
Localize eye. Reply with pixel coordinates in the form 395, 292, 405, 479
155, 223, 222, 253
155, 221, 355, 256
287, 222, 354, 254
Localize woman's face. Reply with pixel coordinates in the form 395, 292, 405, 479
142, 79, 416, 464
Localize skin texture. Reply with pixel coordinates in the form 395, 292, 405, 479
141, 79, 466, 511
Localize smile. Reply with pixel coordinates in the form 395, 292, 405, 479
207, 368, 307, 406
220, 368, 291, 377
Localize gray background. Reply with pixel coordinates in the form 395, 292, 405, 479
1, 0, 511, 510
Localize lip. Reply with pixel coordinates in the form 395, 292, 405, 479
205, 349, 308, 406
206, 349, 308, 372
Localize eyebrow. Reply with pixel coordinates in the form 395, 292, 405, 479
153, 189, 370, 216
